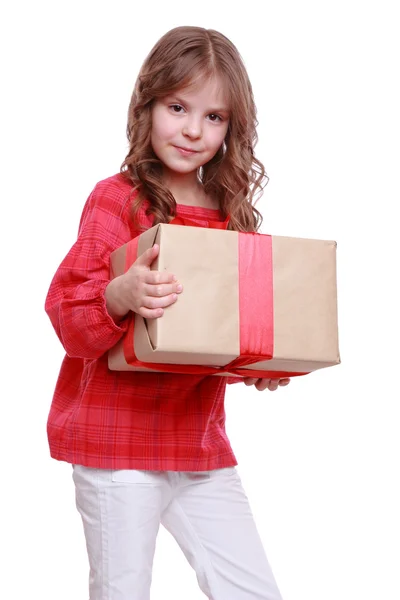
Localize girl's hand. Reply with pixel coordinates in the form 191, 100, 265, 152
105, 244, 183, 320
243, 377, 291, 392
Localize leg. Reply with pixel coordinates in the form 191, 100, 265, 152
72, 465, 172, 600
161, 468, 282, 600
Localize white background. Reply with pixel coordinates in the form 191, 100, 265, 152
1, 1, 399, 599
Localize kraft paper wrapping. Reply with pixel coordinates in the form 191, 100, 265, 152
108, 224, 340, 376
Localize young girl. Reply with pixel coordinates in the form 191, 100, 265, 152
45, 26, 290, 600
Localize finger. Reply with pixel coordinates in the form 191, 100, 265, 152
144, 281, 183, 298
133, 244, 160, 268
267, 379, 280, 391
255, 378, 271, 391
142, 293, 178, 310
279, 378, 291, 386
244, 377, 258, 386
137, 306, 165, 319
143, 270, 178, 286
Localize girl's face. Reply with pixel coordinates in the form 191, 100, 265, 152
151, 76, 230, 182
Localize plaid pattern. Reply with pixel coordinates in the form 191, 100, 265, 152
45, 174, 238, 471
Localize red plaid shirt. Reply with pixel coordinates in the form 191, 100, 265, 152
45, 173, 238, 471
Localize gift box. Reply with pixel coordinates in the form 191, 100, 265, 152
108, 224, 340, 377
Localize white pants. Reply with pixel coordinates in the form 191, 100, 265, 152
72, 465, 283, 600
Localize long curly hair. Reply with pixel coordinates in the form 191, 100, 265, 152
121, 26, 267, 232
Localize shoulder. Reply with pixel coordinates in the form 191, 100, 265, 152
79, 173, 152, 237
94, 172, 134, 194
78, 173, 136, 230
88, 173, 136, 213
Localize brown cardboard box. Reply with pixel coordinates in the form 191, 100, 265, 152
108, 224, 340, 376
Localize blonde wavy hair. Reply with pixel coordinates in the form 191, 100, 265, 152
121, 26, 267, 232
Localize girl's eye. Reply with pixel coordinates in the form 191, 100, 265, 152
170, 104, 184, 113
208, 114, 222, 122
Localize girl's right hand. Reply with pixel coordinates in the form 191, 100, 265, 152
105, 244, 183, 321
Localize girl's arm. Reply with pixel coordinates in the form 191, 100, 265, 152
45, 178, 133, 360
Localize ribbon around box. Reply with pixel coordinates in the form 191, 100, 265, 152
121, 217, 307, 378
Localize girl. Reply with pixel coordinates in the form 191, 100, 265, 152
45, 26, 290, 600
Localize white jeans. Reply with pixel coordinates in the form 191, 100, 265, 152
72, 465, 283, 600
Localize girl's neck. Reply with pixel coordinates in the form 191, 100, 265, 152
163, 172, 220, 210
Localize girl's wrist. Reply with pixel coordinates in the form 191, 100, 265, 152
105, 277, 130, 322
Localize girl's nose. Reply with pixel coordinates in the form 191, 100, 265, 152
182, 118, 202, 139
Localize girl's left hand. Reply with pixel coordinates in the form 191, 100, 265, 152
243, 377, 291, 392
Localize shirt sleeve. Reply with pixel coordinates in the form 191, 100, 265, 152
45, 178, 135, 360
